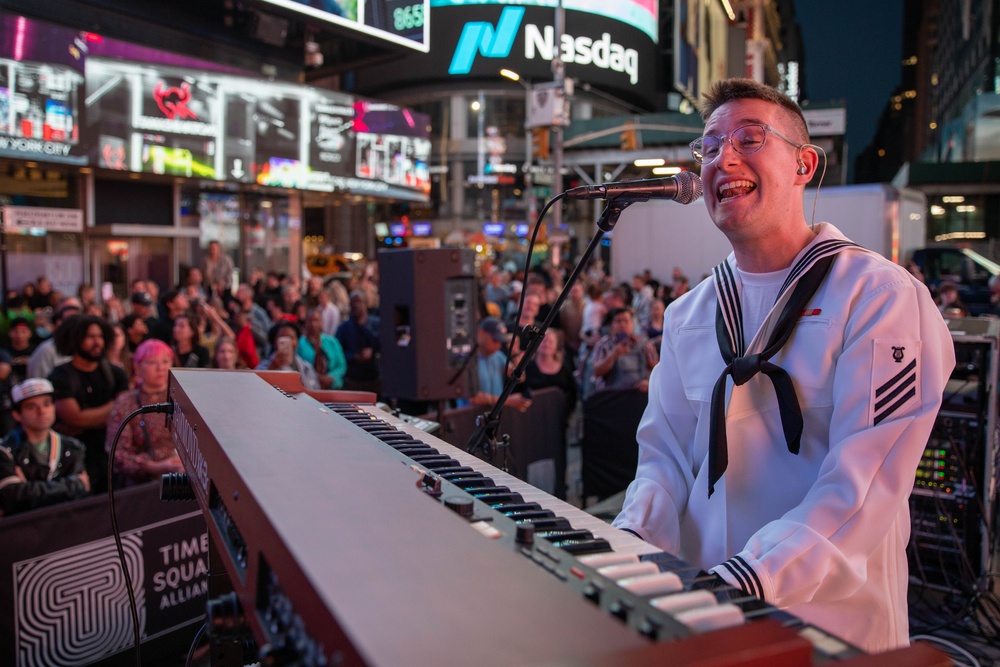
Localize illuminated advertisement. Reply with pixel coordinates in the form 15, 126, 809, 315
0, 15, 86, 164
83, 58, 428, 200
353, 0, 658, 105
85, 60, 221, 178
434, 0, 656, 43
253, 0, 431, 52
354, 101, 431, 194
0, 12, 429, 201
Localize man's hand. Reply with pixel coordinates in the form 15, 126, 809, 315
77, 470, 91, 492
14, 466, 27, 482
634, 379, 650, 393
358, 347, 374, 362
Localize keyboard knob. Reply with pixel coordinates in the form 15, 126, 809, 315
444, 496, 474, 519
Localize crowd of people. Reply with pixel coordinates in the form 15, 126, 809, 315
0, 243, 382, 515
1, 224, 974, 519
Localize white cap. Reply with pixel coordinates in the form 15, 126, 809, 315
12, 378, 54, 406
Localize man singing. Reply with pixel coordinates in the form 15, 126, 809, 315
613, 78, 954, 653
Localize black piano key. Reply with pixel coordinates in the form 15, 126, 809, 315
421, 461, 462, 471
536, 529, 594, 542
383, 438, 428, 446
468, 486, 512, 497
516, 517, 572, 531
437, 468, 483, 479
408, 455, 457, 465
553, 538, 613, 556
504, 509, 556, 521
377, 433, 420, 442
425, 466, 473, 476
392, 445, 439, 455
449, 477, 497, 490
471, 492, 523, 505
492, 502, 543, 513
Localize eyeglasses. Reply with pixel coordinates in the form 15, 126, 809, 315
689, 124, 803, 165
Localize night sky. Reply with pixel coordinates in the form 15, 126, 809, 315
794, 0, 904, 182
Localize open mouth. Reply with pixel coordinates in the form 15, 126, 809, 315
718, 180, 757, 201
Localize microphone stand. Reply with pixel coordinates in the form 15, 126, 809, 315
466, 198, 635, 465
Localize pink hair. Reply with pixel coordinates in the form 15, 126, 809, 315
134, 338, 173, 369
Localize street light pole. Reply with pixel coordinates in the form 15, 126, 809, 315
552, 0, 565, 234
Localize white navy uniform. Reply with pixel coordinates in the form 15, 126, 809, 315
613, 223, 955, 653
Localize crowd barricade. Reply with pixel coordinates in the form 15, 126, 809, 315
0, 482, 206, 666
432, 387, 568, 499
581, 388, 648, 504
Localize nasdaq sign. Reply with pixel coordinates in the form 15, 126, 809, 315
448, 7, 525, 74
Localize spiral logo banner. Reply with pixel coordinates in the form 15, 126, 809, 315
0, 484, 207, 666
15, 536, 145, 666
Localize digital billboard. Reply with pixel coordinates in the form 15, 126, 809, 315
83, 58, 429, 201
0, 15, 87, 164
254, 0, 431, 52
0, 12, 430, 201
354, 0, 659, 106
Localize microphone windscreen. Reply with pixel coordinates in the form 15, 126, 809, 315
675, 171, 703, 205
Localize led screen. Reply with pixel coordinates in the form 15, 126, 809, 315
255, 0, 430, 51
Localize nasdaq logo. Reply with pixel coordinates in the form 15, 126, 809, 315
448, 7, 525, 75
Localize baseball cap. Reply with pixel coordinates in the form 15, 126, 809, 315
479, 317, 511, 343
508, 280, 523, 294
9, 316, 32, 331
12, 378, 54, 406
131, 292, 154, 307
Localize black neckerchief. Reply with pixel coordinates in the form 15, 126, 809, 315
707, 238, 856, 498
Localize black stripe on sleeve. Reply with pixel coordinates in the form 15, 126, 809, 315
875, 359, 916, 398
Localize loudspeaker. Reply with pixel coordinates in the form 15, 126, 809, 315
378, 248, 477, 401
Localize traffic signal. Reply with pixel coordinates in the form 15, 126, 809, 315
620, 121, 638, 151
531, 127, 550, 160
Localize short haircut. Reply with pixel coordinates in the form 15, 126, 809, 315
268, 320, 301, 348
608, 307, 633, 321
698, 77, 809, 144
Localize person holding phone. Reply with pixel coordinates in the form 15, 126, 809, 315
255, 321, 319, 390
588, 307, 658, 393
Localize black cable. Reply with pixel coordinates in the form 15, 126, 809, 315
185, 622, 207, 667
107, 401, 174, 667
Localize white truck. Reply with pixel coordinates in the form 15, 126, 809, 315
608, 183, 927, 285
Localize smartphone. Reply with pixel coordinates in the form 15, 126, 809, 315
276, 336, 294, 357
101, 282, 114, 302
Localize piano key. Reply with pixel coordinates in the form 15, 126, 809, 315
651, 589, 718, 615
674, 603, 745, 633
618, 571, 684, 597
598, 561, 661, 581
357, 405, 662, 559
551, 538, 613, 556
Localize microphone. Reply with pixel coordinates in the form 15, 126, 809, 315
564, 171, 703, 204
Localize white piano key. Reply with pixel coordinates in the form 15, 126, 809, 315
597, 561, 660, 581
674, 603, 745, 633
618, 571, 684, 596
577, 552, 640, 568
650, 589, 718, 615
